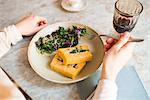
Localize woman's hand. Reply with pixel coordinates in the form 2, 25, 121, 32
15, 15, 48, 36
101, 32, 135, 81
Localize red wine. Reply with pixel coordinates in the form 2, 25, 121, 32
113, 17, 136, 33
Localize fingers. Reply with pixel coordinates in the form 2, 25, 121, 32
112, 32, 130, 51
38, 20, 47, 26
105, 37, 116, 51
35, 16, 48, 24
106, 37, 115, 44
104, 44, 111, 51
22, 15, 48, 27
34, 16, 48, 29
38, 21, 48, 29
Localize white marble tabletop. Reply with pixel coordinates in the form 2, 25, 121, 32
0, 0, 150, 99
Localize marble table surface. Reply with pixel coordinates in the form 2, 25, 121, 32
0, 0, 150, 99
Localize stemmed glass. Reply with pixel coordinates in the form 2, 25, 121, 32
86, 0, 144, 42
113, 0, 143, 34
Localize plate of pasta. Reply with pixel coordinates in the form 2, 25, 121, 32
28, 22, 104, 84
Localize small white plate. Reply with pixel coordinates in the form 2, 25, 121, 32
28, 22, 104, 84
61, 0, 88, 12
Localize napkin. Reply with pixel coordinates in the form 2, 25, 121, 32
77, 66, 150, 100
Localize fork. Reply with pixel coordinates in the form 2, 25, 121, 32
86, 34, 144, 42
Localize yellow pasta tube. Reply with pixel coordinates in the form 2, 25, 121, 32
57, 45, 93, 65
50, 54, 86, 79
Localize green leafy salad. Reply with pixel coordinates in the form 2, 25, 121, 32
35, 26, 89, 54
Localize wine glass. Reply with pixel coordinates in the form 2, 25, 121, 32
113, 0, 143, 34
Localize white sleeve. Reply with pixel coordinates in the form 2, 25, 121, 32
92, 80, 118, 100
0, 25, 23, 58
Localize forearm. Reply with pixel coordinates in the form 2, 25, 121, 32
92, 64, 118, 100
100, 64, 118, 82
92, 79, 118, 100
0, 25, 23, 58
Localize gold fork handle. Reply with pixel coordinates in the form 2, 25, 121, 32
99, 34, 144, 42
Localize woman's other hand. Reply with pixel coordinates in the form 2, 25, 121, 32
15, 15, 48, 36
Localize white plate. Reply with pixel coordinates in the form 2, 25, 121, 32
28, 22, 104, 84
